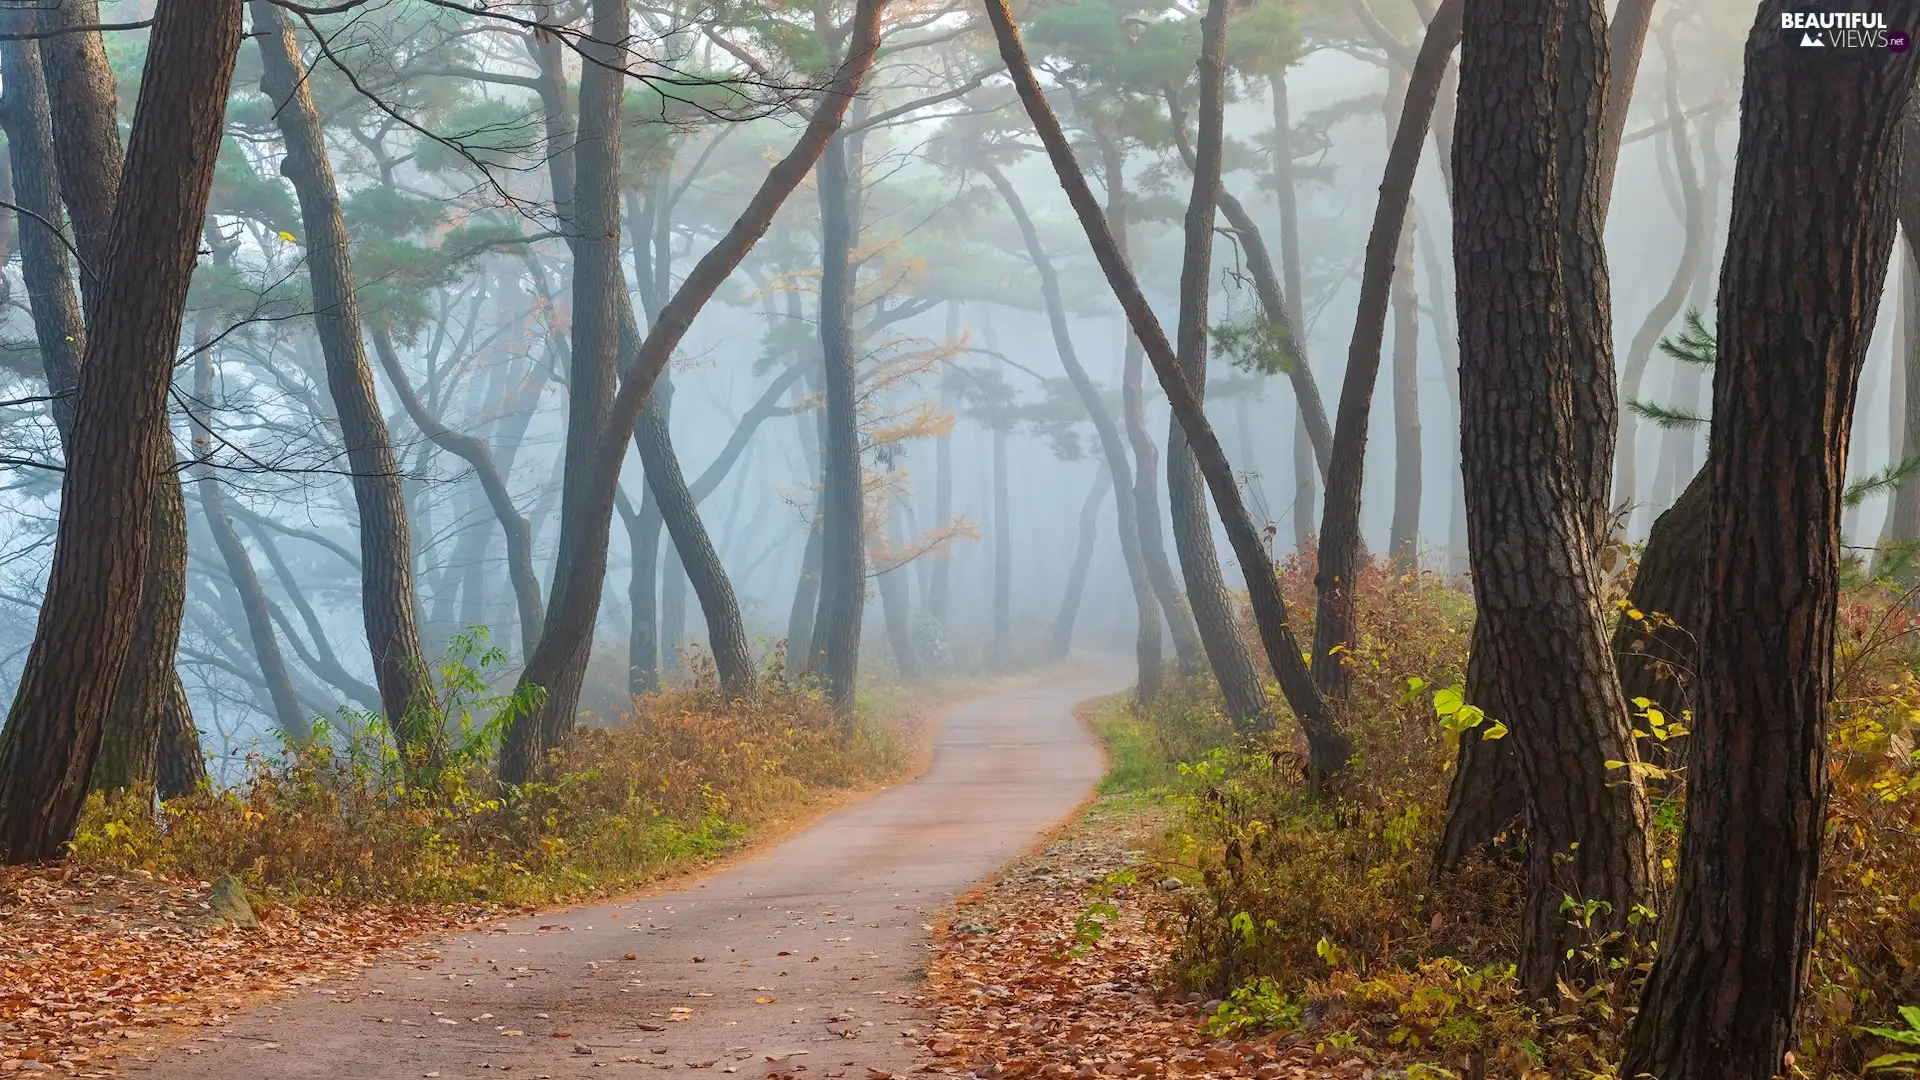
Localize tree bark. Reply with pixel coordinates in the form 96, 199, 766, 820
626, 471, 667, 693
1166, 0, 1268, 726
1621, 8, 1920, 1073
812, 129, 864, 711
877, 500, 920, 682
984, 166, 1162, 700
1050, 467, 1111, 662
500, 0, 887, 779
0, 0, 241, 862
930, 302, 955, 625
987, 0, 1351, 780
36, 0, 123, 319
1451, 0, 1649, 997
1267, 74, 1333, 478
1414, 208, 1470, 576
255, 0, 436, 749
1311, 0, 1461, 702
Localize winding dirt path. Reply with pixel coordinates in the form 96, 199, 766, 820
132, 664, 1125, 1080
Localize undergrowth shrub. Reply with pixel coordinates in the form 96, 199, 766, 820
70, 648, 914, 909
1127, 553, 1920, 1078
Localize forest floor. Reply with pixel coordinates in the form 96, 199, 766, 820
918, 784, 1370, 1080
2, 664, 1126, 1079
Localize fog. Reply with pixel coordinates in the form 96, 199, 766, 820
0, 0, 1889, 777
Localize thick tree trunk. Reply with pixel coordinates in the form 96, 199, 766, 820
0, 0, 241, 862
256, 0, 436, 748
31, 4, 195, 795
988, 0, 1350, 780
369, 323, 543, 658
984, 166, 1162, 701
153, 685, 205, 799
812, 130, 865, 711
36, 0, 122, 318
1452, 0, 1648, 997
501, 0, 887, 778
1167, 0, 1268, 726
1050, 468, 1111, 662
1311, 0, 1461, 702
1621, 9, 1920, 1074
1434, 619, 1523, 871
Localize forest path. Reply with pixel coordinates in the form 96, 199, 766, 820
132, 662, 1127, 1080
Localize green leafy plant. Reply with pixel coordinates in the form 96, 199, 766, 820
1863, 1005, 1920, 1074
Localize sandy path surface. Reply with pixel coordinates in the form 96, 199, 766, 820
131, 663, 1125, 1080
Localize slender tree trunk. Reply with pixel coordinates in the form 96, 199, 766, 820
1610, 29, 1710, 528
368, 323, 543, 658
501, 0, 886, 779
1269, 73, 1332, 481
1311, 0, 1462, 702
1452, 0, 1648, 997
0, 23, 82, 442
1051, 468, 1111, 661
255, 0, 435, 747
1415, 211, 1469, 577
190, 316, 310, 741
987, 0, 1350, 780
1388, 216, 1423, 570
984, 166, 1162, 701
661, 543, 687, 674
1167, 0, 1267, 725
1622, 10, 1920, 1073
877, 500, 920, 682
812, 130, 864, 710
786, 510, 824, 670
0, 0, 241, 862
930, 304, 956, 625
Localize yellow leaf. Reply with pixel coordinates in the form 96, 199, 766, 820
276, 230, 298, 243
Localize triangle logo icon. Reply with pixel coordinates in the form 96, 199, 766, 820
1801, 31, 1825, 45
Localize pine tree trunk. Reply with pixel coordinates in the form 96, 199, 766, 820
1452, 0, 1649, 997
1052, 469, 1111, 662
985, 166, 1162, 700
877, 502, 920, 682
502, 0, 886, 778
34, 3, 197, 794
987, 0, 1350, 781
1621, 10, 1920, 1073
1312, 0, 1461, 703
0, 0, 242, 863
1388, 217, 1423, 571
255, 0, 436, 748
1269, 74, 1332, 478
1167, 0, 1268, 726
992, 420, 1012, 653
812, 130, 865, 711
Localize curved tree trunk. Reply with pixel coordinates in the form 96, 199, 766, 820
32, 3, 197, 795
501, 0, 886, 780
987, 0, 1350, 781
1311, 0, 1462, 703
1166, 0, 1268, 726
368, 323, 544, 658
984, 165, 1163, 701
1051, 468, 1111, 662
1452, 0, 1648, 997
1621, 10, 1920, 1073
0, 0, 242, 863
256, 0, 436, 749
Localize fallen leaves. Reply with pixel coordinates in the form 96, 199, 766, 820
0, 866, 486, 1076
920, 814, 1371, 1080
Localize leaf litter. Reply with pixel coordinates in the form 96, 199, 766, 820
911, 808, 1372, 1080
0, 865, 486, 1076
